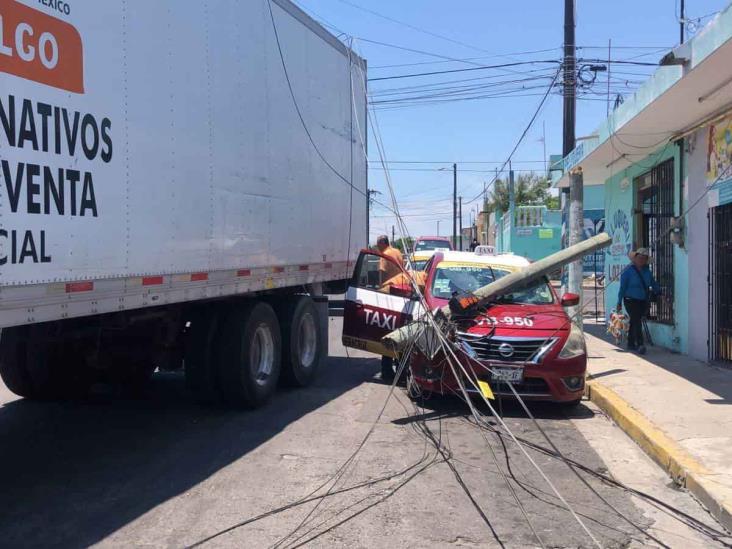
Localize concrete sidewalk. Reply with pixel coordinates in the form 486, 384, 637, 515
583, 322, 732, 533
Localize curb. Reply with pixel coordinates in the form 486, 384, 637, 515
585, 380, 732, 533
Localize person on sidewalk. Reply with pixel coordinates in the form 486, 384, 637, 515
616, 247, 661, 355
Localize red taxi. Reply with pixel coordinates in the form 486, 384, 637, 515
342, 250, 586, 406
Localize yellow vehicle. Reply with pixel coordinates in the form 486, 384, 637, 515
408, 250, 436, 272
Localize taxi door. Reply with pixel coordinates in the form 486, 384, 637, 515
342, 250, 424, 357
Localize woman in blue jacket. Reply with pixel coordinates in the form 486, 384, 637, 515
616, 248, 661, 354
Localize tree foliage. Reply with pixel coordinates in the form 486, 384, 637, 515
392, 236, 415, 253
483, 172, 559, 213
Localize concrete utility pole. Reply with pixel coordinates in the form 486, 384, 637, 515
391, 225, 395, 245
484, 171, 494, 245
452, 163, 457, 249
508, 169, 516, 234
562, 0, 576, 159
568, 168, 584, 320
366, 189, 381, 246
680, 0, 685, 44
459, 196, 463, 250
366, 188, 370, 246
436, 220, 440, 236
564, 0, 583, 310
562, 0, 577, 236
383, 233, 613, 351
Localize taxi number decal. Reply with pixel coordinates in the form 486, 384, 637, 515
477, 316, 534, 327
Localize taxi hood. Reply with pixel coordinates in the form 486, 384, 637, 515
465, 303, 571, 333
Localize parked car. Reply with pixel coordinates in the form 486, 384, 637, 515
414, 236, 453, 252
342, 250, 586, 405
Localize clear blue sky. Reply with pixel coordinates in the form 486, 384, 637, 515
294, 0, 729, 241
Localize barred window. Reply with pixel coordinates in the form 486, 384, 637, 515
634, 158, 675, 324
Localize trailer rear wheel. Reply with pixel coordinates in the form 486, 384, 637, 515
279, 296, 322, 387
0, 324, 90, 400
217, 302, 281, 408
184, 306, 222, 403
0, 327, 35, 398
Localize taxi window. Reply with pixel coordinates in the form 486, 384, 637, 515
430, 262, 554, 304
354, 254, 382, 290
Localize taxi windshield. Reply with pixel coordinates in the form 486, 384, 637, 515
430, 263, 554, 304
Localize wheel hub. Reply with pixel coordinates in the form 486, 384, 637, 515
298, 312, 317, 368
250, 323, 275, 386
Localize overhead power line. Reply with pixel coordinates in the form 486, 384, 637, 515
368, 45, 668, 70
334, 0, 497, 55
370, 67, 558, 95
368, 167, 545, 174
368, 60, 561, 82
370, 71, 557, 96
578, 57, 659, 66
465, 67, 561, 205
370, 57, 659, 82
370, 47, 562, 69
371, 82, 557, 105
367, 160, 548, 164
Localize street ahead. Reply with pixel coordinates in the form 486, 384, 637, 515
0, 315, 725, 548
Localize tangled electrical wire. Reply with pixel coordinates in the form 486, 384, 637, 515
185, 4, 732, 547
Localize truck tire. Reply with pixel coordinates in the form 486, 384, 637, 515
0, 324, 90, 400
0, 327, 35, 398
184, 305, 222, 403
217, 301, 281, 408
278, 296, 322, 387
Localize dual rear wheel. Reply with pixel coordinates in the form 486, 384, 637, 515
0, 296, 324, 408
184, 296, 323, 408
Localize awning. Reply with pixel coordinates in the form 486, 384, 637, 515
557, 9, 732, 188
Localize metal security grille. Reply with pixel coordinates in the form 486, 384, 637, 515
710, 203, 732, 364
635, 158, 675, 324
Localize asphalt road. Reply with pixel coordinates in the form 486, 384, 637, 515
0, 315, 725, 548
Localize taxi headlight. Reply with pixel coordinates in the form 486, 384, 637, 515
558, 321, 587, 359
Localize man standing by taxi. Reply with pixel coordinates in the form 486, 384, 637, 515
375, 235, 403, 381
376, 235, 403, 285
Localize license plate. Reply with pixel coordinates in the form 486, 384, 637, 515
491, 367, 523, 383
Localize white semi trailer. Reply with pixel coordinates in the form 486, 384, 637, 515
0, 0, 367, 407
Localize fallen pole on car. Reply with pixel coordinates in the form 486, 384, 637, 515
382, 232, 613, 354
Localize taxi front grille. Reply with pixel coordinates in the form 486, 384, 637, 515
458, 334, 557, 364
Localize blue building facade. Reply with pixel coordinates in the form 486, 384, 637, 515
557, 4, 732, 363
495, 206, 562, 261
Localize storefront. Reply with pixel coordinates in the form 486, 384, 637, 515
556, 4, 732, 363
699, 115, 732, 364
602, 146, 686, 353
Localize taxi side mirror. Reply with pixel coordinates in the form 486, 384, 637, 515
561, 292, 580, 307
